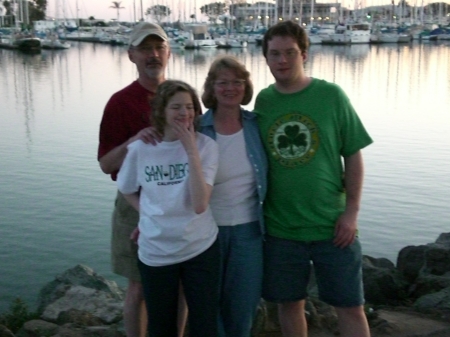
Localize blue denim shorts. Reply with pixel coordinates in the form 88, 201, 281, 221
262, 235, 365, 308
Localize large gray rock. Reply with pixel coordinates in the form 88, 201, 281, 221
423, 246, 450, 276
16, 320, 59, 337
411, 274, 450, 299
38, 265, 124, 313
0, 325, 15, 337
41, 286, 123, 324
251, 299, 339, 337
420, 328, 450, 337
16, 319, 125, 337
36, 265, 125, 325
435, 233, 450, 247
362, 255, 409, 305
397, 233, 450, 288
56, 308, 104, 326
251, 300, 279, 334
397, 245, 429, 283
414, 287, 450, 311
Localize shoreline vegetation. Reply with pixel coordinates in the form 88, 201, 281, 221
2, 233, 450, 337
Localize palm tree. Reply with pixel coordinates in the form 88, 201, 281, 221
110, 1, 125, 22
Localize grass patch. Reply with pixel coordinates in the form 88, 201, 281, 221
0, 298, 39, 333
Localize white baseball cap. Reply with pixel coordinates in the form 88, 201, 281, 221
129, 22, 168, 46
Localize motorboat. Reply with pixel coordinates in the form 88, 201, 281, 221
42, 37, 70, 49
329, 23, 371, 44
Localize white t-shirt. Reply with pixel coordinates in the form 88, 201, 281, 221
117, 133, 219, 267
210, 129, 258, 226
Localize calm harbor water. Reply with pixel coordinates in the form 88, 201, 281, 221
1, 40, 449, 313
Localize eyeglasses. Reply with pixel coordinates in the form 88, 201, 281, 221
133, 44, 168, 54
267, 49, 301, 61
214, 79, 246, 88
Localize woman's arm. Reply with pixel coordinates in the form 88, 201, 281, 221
175, 122, 212, 214
186, 147, 213, 214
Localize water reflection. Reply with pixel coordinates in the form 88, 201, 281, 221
2, 41, 450, 132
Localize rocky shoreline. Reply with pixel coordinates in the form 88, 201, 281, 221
2, 233, 450, 337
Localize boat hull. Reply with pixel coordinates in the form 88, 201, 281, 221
14, 37, 42, 51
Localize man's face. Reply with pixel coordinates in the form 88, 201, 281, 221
266, 35, 306, 85
128, 35, 171, 81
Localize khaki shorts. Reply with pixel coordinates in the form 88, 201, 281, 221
111, 191, 141, 282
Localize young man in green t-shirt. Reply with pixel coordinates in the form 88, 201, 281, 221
254, 21, 373, 337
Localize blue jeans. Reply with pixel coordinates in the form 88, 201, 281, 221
218, 221, 264, 337
138, 239, 220, 337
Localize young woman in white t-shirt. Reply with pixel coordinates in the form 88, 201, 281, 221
117, 80, 220, 337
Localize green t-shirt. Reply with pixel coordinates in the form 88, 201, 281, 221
254, 78, 373, 241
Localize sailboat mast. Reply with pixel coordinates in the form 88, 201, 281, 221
289, 0, 293, 19
274, 0, 278, 25
75, 0, 79, 25
299, 0, 303, 25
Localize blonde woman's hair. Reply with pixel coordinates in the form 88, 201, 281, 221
202, 55, 253, 109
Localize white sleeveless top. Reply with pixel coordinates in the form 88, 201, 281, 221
209, 129, 258, 226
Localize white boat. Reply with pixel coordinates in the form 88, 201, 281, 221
0, 35, 16, 49
246, 34, 261, 44
215, 37, 228, 48
62, 28, 106, 42
196, 38, 217, 48
314, 23, 336, 43
99, 35, 112, 44
371, 31, 399, 43
99, 32, 127, 45
215, 34, 248, 48
183, 24, 217, 49
309, 35, 322, 44
370, 33, 379, 43
41, 37, 70, 49
14, 36, 42, 51
378, 33, 399, 43
439, 32, 450, 40
397, 33, 412, 43
227, 39, 248, 48
329, 23, 371, 44
0, 32, 41, 51
185, 36, 217, 49
169, 38, 185, 49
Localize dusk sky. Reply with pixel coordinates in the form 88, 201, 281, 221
47, 0, 233, 21
46, 0, 450, 21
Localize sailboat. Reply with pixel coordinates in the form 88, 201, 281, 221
41, 33, 71, 49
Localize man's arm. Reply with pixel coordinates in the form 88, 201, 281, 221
333, 150, 364, 248
123, 192, 140, 212
99, 127, 162, 174
99, 141, 130, 174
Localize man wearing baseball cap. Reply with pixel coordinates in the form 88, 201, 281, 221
98, 22, 187, 337
128, 22, 168, 46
